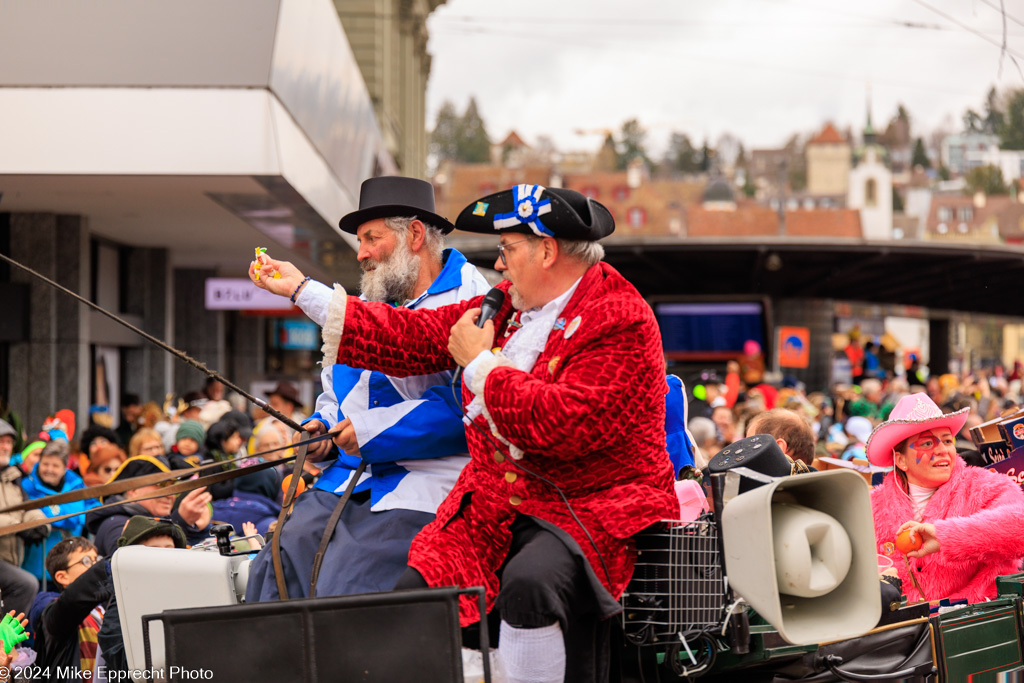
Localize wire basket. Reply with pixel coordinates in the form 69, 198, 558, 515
621, 517, 725, 645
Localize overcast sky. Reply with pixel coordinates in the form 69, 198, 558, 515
425, 0, 1024, 156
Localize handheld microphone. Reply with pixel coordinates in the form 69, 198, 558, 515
453, 287, 506, 385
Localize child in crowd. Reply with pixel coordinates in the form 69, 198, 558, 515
97, 515, 188, 677
31, 538, 111, 682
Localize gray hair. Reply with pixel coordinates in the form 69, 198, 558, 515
860, 378, 883, 397
688, 416, 717, 447
555, 238, 605, 267
41, 439, 70, 465
383, 216, 444, 263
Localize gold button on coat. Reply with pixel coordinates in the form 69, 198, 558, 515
505, 471, 517, 483
493, 451, 505, 463
509, 495, 522, 506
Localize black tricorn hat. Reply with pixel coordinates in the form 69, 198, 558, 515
455, 185, 615, 241
708, 434, 792, 494
338, 177, 454, 235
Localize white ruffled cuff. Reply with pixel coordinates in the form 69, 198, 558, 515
320, 284, 348, 367
468, 351, 514, 397
466, 351, 525, 459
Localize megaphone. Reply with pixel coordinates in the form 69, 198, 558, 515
721, 468, 881, 645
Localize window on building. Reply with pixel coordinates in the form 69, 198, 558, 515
957, 222, 969, 234
937, 222, 948, 234
893, 227, 905, 239
937, 207, 952, 222
865, 179, 877, 207
627, 207, 647, 228
958, 207, 973, 222
479, 183, 496, 195
613, 186, 630, 201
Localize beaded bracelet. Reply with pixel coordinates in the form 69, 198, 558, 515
290, 276, 312, 303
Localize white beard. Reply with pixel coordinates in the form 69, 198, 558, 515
360, 237, 420, 303
509, 284, 526, 311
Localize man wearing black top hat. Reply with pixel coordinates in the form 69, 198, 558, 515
246, 177, 490, 601
254, 184, 677, 683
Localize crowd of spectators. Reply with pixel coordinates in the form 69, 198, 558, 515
0, 351, 1021, 678
685, 358, 1020, 472
0, 379, 303, 679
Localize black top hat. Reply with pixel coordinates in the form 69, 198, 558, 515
338, 177, 454, 235
455, 185, 615, 241
708, 434, 792, 494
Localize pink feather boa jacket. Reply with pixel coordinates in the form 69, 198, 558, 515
872, 456, 1024, 603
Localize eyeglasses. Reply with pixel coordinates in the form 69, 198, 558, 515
496, 238, 534, 266
66, 554, 99, 571
140, 443, 164, 455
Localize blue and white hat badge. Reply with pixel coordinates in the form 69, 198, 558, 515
493, 184, 554, 237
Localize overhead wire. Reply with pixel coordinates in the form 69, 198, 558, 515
429, 23, 987, 98
977, 0, 1024, 30
909, 0, 1024, 78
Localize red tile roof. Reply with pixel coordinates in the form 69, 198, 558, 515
786, 209, 862, 237
808, 123, 847, 145
498, 131, 528, 148
686, 206, 861, 237
686, 206, 778, 236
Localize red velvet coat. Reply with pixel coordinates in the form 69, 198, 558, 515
332, 262, 677, 624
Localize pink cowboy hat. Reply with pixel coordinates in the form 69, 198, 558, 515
865, 393, 970, 467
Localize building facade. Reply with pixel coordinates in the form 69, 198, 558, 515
336, 0, 447, 177
0, 0, 411, 432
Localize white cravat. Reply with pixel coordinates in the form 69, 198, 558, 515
463, 278, 582, 422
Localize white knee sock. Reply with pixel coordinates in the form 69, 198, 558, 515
498, 620, 565, 683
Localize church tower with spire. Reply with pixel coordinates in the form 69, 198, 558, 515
848, 87, 893, 240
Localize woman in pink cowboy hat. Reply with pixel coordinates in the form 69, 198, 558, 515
868, 392, 1024, 604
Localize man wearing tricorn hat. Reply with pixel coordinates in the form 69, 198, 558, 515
246, 176, 490, 601
253, 184, 677, 682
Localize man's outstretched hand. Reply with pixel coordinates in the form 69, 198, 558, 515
249, 252, 308, 299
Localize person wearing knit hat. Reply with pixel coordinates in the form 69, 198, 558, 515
869, 393, 1024, 604
173, 420, 205, 460
96, 515, 188, 677
0, 418, 51, 617
117, 515, 187, 549
0, 418, 16, 465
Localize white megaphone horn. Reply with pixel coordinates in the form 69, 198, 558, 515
721, 468, 881, 646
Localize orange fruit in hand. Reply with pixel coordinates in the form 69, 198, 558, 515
282, 473, 307, 496
895, 528, 923, 554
